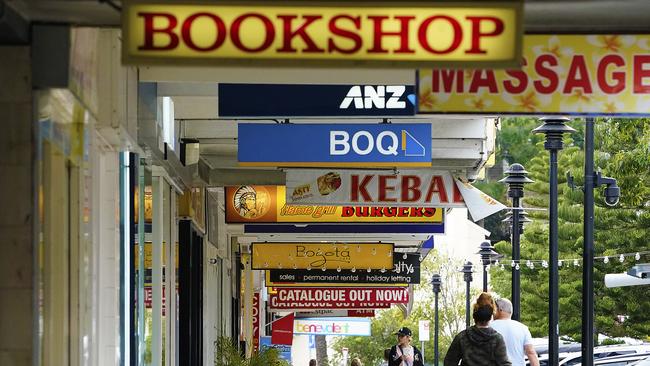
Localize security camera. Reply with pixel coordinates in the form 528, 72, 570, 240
604, 184, 620, 206
596, 172, 620, 206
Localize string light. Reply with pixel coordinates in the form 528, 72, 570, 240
403, 253, 408, 260
367, 268, 371, 273
321, 267, 327, 272
380, 268, 386, 273
419, 254, 424, 262
351, 267, 356, 273
371, 248, 377, 256
459, 250, 650, 271
336, 266, 342, 272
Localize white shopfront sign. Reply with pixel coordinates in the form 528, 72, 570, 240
293, 318, 371, 336
285, 169, 505, 221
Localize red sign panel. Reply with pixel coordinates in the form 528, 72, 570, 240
269, 287, 409, 310
253, 292, 260, 353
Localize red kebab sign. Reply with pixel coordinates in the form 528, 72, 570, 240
285, 169, 506, 221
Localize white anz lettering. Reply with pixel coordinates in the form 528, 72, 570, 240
339, 85, 407, 109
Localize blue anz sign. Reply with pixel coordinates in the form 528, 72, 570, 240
238, 123, 431, 167
219, 84, 416, 118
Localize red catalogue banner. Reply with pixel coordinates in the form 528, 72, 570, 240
269, 287, 409, 310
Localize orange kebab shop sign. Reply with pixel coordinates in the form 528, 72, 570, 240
225, 185, 443, 224
122, 1, 523, 67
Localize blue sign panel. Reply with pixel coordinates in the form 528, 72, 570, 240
238, 123, 431, 167
219, 84, 416, 118
244, 223, 444, 234
260, 336, 292, 362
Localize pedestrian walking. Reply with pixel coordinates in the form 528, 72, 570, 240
444, 292, 511, 366
491, 298, 540, 366
388, 327, 424, 366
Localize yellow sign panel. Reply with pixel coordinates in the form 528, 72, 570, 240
225, 186, 443, 224
251, 243, 393, 270
123, 2, 522, 67
419, 35, 650, 115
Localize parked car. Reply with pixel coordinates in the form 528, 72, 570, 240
631, 355, 650, 366
559, 345, 650, 366
593, 352, 650, 366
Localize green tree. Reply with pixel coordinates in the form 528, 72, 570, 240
490, 118, 650, 341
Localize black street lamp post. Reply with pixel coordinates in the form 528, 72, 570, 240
499, 163, 534, 321
460, 262, 473, 328
581, 118, 619, 366
477, 241, 499, 292
533, 117, 575, 366
431, 273, 442, 366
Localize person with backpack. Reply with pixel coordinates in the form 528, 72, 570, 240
444, 293, 512, 366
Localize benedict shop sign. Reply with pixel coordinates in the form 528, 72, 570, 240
122, 1, 523, 67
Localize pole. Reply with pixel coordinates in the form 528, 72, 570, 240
534, 117, 574, 366
465, 277, 471, 328
434, 291, 439, 366
421, 341, 425, 364
549, 147, 560, 366
512, 195, 521, 321
582, 118, 595, 366
482, 260, 488, 292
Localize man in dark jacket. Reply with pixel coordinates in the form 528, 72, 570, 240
444, 304, 512, 366
388, 327, 424, 366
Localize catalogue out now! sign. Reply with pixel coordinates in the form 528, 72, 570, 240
225, 186, 443, 224
238, 123, 432, 167
123, 2, 522, 67
419, 35, 650, 115
250, 242, 393, 270
269, 287, 409, 310
294, 318, 372, 336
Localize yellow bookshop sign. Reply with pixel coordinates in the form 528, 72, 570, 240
123, 1, 522, 67
419, 35, 650, 115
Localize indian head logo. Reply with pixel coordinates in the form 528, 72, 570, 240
232, 186, 271, 219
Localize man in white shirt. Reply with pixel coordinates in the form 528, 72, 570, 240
491, 298, 540, 366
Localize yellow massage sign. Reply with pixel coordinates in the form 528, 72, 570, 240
122, 1, 523, 67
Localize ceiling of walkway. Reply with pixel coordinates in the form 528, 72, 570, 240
7, 0, 650, 32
